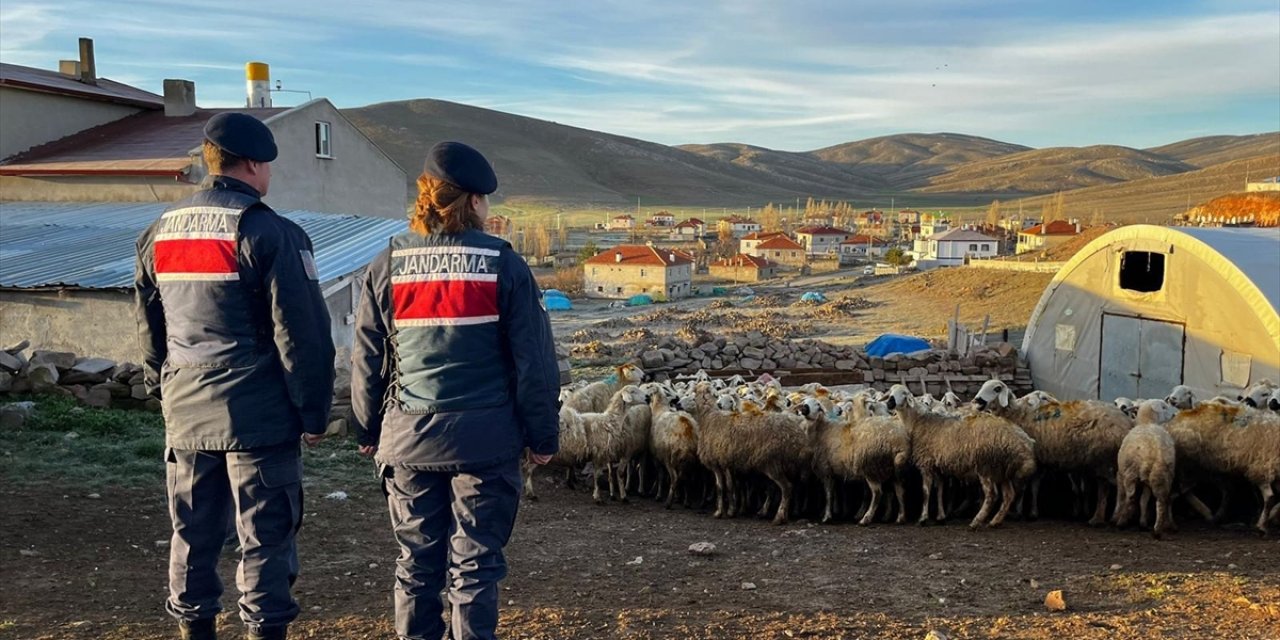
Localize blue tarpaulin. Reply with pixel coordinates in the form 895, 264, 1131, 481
545, 296, 573, 311
800, 291, 827, 303
543, 289, 567, 299
864, 334, 932, 357
628, 294, 654, 306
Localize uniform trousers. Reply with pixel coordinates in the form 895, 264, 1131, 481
384, 459, 521, 640
165, 443, 304, 631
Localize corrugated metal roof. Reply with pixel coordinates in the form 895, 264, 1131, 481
0, 62, 164, 109
0, 201, 406, 289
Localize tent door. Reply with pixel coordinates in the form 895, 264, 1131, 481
1099, 313, 1185, 401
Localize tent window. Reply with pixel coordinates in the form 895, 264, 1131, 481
1119, 251, 1165, 292
1221, 351, 1252, 388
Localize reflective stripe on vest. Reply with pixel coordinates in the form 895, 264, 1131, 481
153, 205, 243, 282
390, 246, 501, 327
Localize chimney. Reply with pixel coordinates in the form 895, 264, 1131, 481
163, 79, 197, 117
614, 252, 622, 263
58, 60, 81, 77
245, 62, 272, 108
78, 37, 96, 85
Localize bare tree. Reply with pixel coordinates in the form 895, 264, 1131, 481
717, 221, 736, 258
985, 199, 1002, 227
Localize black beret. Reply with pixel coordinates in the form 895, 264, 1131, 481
203, 112, 278, 162
422, 141, 497, 194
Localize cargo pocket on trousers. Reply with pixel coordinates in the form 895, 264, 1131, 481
257, 459, 304, 538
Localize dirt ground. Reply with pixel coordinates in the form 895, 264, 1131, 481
2, 477, 1277, 640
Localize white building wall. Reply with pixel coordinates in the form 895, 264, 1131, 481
0, 87, 145, 160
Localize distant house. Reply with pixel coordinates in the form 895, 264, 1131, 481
485, 214, 512, 237
897, 210, 922, 225
738, 230, 788, 254
609, 214, 636, 230
838, 234, 890, 264
647, 211, 675, 227
721, 215, 761, 237
583, 244, 694, 299
918, 228, 999, 267
749, 235, 807, 269
709, 253, 778, 282
920, 213, 951, 238
671, 218, 706, 237
795, 225, 853, 256
1016, 219, 1082, 254
1246, 177, 1280, 192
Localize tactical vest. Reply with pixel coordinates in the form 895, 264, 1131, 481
388, 230, 511, 413
153, 187, 268, 367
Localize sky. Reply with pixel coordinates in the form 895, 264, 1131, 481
1, 0, 1277, 151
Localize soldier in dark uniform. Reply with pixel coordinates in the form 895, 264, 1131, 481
135, 112, 337, 640
351, 141, 560, 640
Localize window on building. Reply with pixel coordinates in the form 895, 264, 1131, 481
616, 287, 622, 294
969, 243, 978, 251
1119, 251, 1165, 292
596, 286, 603, 292
640, 269, 646, 277
314, 121, 332, 158
981, 244, 990, 251
592, 268, 598, 276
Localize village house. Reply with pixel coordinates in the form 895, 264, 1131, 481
485, 214, 512, 237
608, 214, 636, 230
721, 215, 762, 237
838, 234, 891, 264
916, 227, 1000, 268
647, 211, 675, 227
1016, 219, 1082, 254
583, 244, 694, 300
919, 213, 951, 238
709, 253, 778, 283
795, 225, 853, 256
897, 209, 922, 225
670, 218, 706, 238
749, 235, 807, 269
738, 230, 788, 254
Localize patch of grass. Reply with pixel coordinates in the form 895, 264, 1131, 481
0, 395, 372, 489
0, 620, 15, 630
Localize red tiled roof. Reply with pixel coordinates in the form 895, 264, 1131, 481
0, 62, 163, 109
723, 215, 757, 224
0, 107, 289, 176
795, 225, 851, 236
673, 219, 703, 229
740, 230, 787, 241
841, 235, 888, 245
712, 253, 774, 269
686, 217, 705, 225
613, 214, 635, 220
583, 244, 695, 267
1020, 220, 1080, 236
756, 236, 804, 250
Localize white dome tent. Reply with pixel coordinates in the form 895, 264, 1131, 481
1022, 224, 1280, 402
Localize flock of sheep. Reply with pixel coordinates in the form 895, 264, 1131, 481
526, 363, 1280, 537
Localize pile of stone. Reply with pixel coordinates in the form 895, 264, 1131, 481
634, 333, 1032, 396
0, 341, 159, 412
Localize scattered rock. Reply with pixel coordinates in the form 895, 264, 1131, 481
0, 351, 23, 374
29, 350, 76, 371
740, 582, 757, 591
86, 493, 101, 500
155, 540, 170, 549
928, 553, 943, 560
0, 401, 36, 430
325, 491, 349, 501
19, 549, 39, 557
1109, 564, 1123, 571
3, 339, 30, 355
1044, 590, 1067, 612
924, 630, 951, 640
626, 556, 643, 566
687, 542, 717, 557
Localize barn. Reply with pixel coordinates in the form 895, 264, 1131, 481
1021, 224, 1280, 402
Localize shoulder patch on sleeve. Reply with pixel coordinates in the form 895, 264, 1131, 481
300, 250, 319, 281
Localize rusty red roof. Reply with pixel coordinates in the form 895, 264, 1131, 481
740, 230, 787, 241
0, 62, 163, 109
756, 235, 805, 250
841, 234, 889, 245
0, 108, 289, 176
583, 244, 695, 267
712, 253, 774, 269
795, 225, 852, 235
1020, 220, 1081, 236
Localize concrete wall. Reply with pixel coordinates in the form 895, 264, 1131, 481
584, 263, 692, 299
1245, 181, 1280, 192
254, 101, 408, 218
709, 264, 775, 282
0, 280, 362, 365
0, 87, 144, 160
0, 174, 198, 202
750, 246, 806, 268
968, 259, 1065, 273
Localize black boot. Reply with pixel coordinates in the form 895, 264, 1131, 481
246, 625, 287, 640
178, 618, 216, 640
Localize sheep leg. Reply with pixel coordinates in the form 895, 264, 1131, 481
768, 472, 793, 525
521, 459, 538, 501
989, 480, 1017, 527
821, 475, 837, 524
592, 462, 607, 504
1211, 478, 1231, 524
1177, 479, 1216, 523
1089, 478, 1110, 527
918, 471, 935, 525
859, 480, 882, 526
970, 476, 996, 530
1256, 482, 1275, 534
1029, 474, 1043, 520
665, 464, 681, 510
1153, 482, 1174, 539
615, 458, 631, 503
935, 479, 948, 522
711, 467, 727, 518
725, 470, 740, 518
758, 484, 776, 519
893, 480, 908, 524
1113, 477, 1137, 528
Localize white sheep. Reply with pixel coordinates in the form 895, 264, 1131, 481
522, 405, 589, 500
887, 384, 1037, 529
804, 397, 911, 525
579, 385, 649, 504
564, 363, 646, 413
1241, 380, 1279, 409
648, 389, 700, 509
974, 379, 1134, 525
1113, 399, 1180, 538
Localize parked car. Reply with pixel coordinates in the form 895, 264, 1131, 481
862, 265, 876, 275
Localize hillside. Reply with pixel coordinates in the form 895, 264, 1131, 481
918, 145, 1195, 194
1146, 132, 1280, 168
343, 99, 849, 206
806, 133, 1030, 190
993, 154, 1280, 224
677, 142, 886, 191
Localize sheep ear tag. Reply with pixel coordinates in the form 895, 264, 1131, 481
604, 373, 619, 385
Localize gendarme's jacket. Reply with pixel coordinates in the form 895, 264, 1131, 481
351, 228, 560, 471
134, 176, 336, 450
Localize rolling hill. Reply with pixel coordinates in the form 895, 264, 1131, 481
918, 145, 1196, 194
342, 98, 1276, 213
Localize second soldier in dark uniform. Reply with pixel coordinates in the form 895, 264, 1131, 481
351, 141, 560, 640
135, 112, 336, 640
